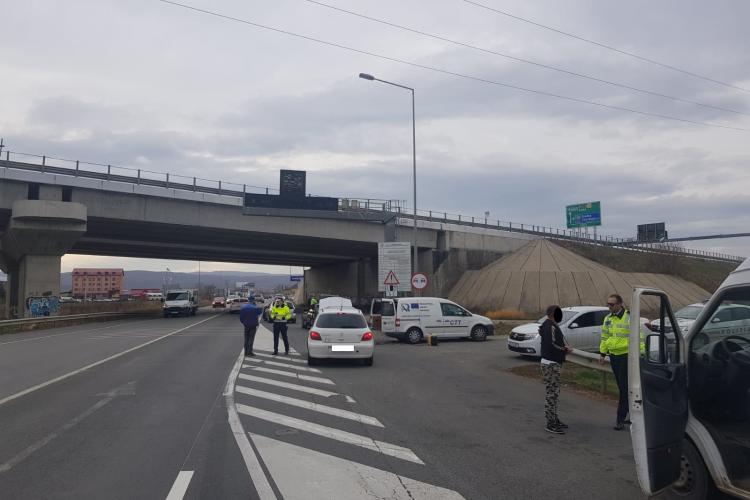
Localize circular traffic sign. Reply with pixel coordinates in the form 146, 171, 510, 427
411, 273, 428, 290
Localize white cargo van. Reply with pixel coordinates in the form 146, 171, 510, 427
370, 297, 494, 344
628, 258, 750, 499
163, 289, 198, 317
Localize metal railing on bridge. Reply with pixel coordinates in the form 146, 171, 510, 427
1, 150, 744, 264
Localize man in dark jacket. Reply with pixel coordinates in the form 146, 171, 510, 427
239, 296, 263, 357
539, 305, 572, 434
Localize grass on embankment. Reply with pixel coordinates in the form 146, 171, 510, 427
509, 362, 620, 401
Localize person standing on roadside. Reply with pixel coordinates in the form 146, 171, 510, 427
239, 295, 263, 357
270, 298, 292, 355
540, 305, 573, 434
599, 293, 634, 430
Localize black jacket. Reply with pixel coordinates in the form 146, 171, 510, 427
539, 319, 567, 364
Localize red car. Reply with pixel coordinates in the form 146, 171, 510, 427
212, 297, 226, 308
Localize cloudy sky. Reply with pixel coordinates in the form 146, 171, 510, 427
2, 0, 749, 273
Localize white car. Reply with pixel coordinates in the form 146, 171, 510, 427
507, 306, 650, 356
648, 302, 750, 335
229, 297, 248, 314
307, 307, 374, 366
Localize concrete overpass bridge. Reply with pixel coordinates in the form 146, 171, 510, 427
0, 155, 536, 317
0, 152, 742, 317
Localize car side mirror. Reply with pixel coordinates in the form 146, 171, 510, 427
569, 322, 579, 329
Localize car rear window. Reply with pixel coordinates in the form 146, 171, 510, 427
316, 313, 367, 329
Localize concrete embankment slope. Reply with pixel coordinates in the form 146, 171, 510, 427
449, 239, 717, 317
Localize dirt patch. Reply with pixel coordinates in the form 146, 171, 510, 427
508, 362, 619, 403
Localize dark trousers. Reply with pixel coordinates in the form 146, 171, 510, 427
273, 322, 289, 354
610, 354, 629, 423
244, 325, 258, 355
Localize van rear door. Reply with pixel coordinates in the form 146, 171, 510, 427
629, 288, 688, 496
370, 299, 396, 334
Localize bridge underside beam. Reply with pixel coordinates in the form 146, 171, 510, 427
68, 218, 378, 266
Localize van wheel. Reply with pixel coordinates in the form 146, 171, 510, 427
471, 325, 488, 342
653, 438, 715, 500
406, 328, 423, 345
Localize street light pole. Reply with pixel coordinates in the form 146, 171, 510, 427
359, 73, 419, 283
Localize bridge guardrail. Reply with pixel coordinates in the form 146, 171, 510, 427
1, 150, 743, 264
565, 348, 613, 394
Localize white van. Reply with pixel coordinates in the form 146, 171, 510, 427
163, 289, 198, 317
628, 257, 750, 499
370, 297, 494, 344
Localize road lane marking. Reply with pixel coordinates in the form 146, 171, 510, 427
235, 385, 383, 427
0, 381, 135, 473
251, 433, 466, 500
165, 471, 194, 500
243, 358, 322, 373
253, 352, 307, 364
246, 367, 335, 385
0, 315, 220, 407
0, 320, 136, 345
236, 405, 424, 465
238, 374, 354, 401
224, 351, 278, 500
253, 348, 301, 358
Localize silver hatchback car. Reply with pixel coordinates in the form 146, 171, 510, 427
307, 307, 374, 366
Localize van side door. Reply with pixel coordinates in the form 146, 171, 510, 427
439, 302, 471, 338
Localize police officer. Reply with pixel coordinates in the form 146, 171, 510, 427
270, 298, 292, 355
599, 293, 638, 430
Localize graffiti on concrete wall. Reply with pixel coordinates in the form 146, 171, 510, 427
26, 296, 61, 317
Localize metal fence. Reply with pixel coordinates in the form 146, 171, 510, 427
1, 149, 744, 264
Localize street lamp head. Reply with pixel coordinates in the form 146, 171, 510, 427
358, 73, 375, 81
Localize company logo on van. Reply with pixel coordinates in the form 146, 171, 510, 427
401, 303, 411, 312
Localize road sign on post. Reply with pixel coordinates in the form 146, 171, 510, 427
411, 273, 428, 290
378, 242, 411, 293
566, 201, 601, 228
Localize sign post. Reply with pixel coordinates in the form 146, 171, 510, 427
378, 242, 411, 296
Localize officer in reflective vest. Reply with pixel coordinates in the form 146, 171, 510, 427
600, 293, 636, 430
270, 298, 292, 355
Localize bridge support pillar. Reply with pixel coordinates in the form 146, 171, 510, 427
0, 200, 87, 319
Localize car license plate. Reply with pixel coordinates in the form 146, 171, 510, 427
331, 345, 355, 352
508, 341, 519, 348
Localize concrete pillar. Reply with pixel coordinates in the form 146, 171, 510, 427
1, 200, 87, 318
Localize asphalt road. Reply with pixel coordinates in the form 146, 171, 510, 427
0, 311, 646, 499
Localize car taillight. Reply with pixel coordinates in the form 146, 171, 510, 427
361, 331, 373, 341
395, 319, 400, 327
309, 331, 321, 340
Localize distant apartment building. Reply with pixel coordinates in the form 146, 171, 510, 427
72, 268, 125, 299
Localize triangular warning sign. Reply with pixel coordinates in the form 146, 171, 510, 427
383, 270, 400, 285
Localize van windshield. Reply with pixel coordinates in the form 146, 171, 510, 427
166, 292, 189, 301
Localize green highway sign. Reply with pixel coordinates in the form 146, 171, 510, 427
566, 201, 601, 228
